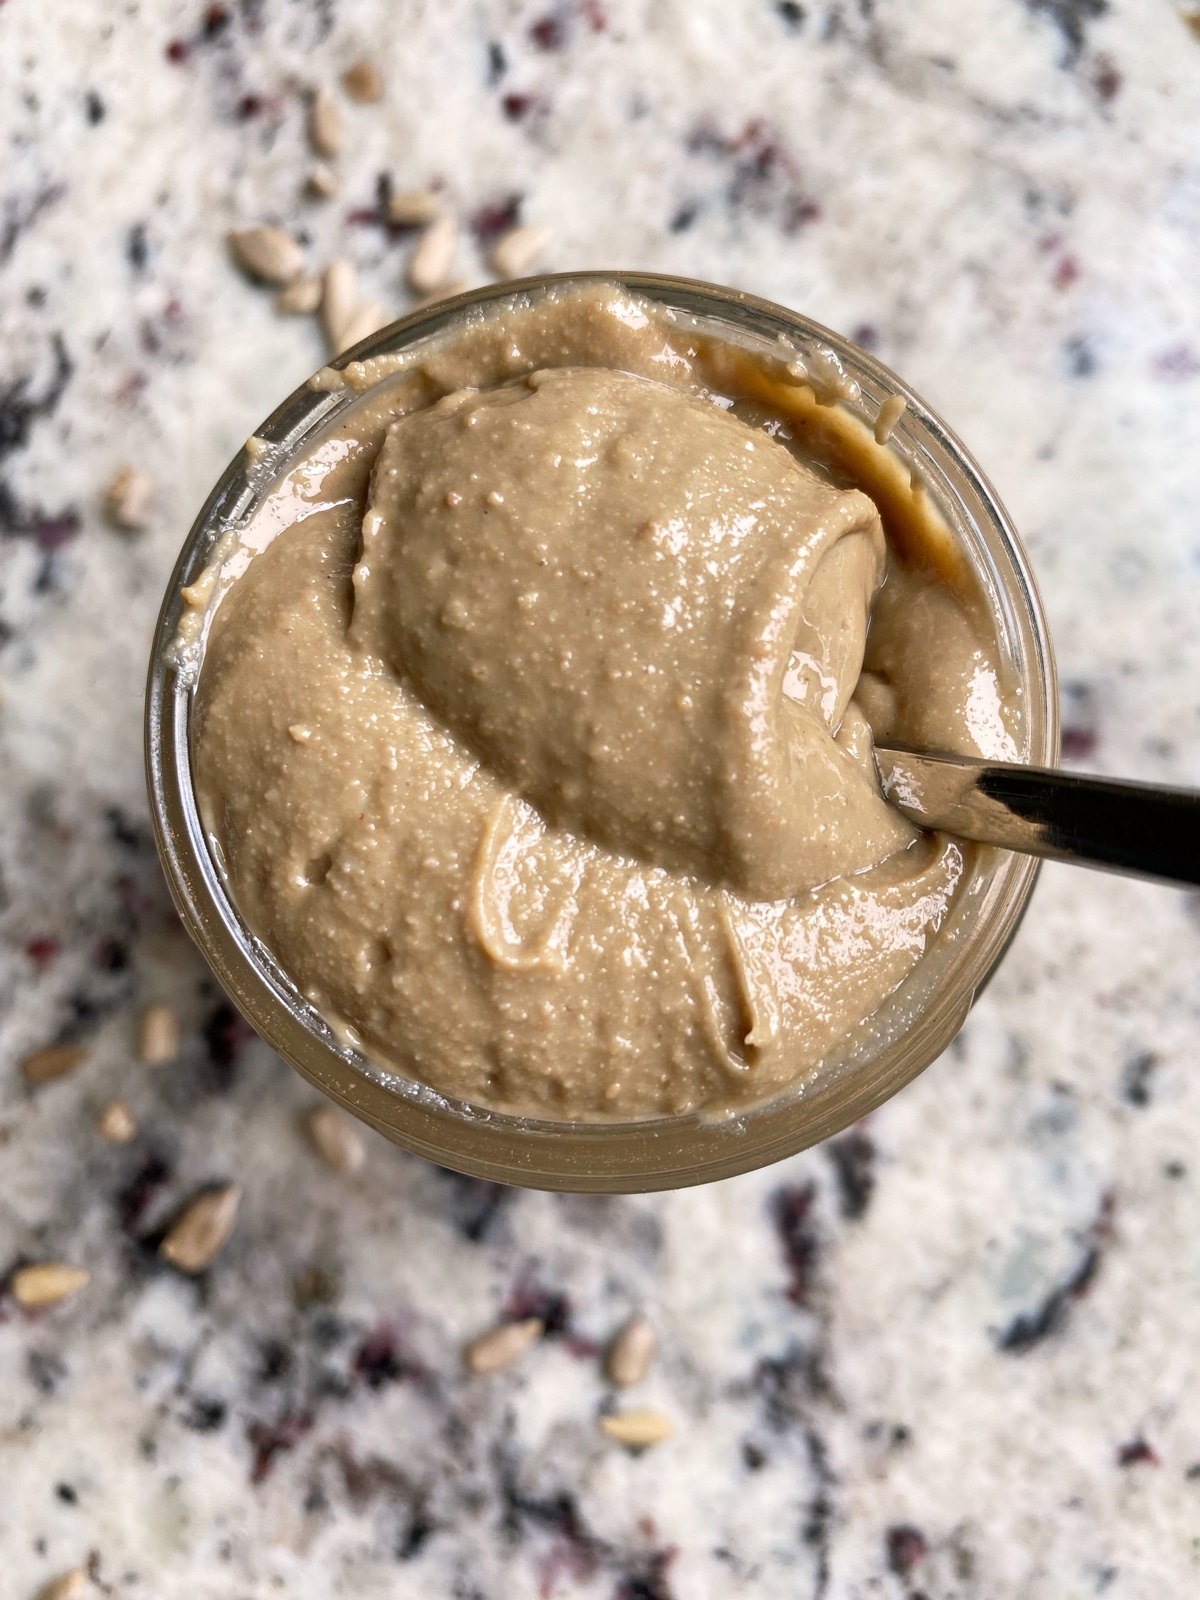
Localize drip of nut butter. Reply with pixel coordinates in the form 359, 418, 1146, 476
192, 284, 1016, 1119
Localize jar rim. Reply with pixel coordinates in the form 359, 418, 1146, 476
144, 271, 1058, 1192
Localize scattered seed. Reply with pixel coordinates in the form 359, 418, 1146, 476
321, 258, 359, 348
104, 464, 156, 531
287, 723, 313, 743
309, 86, 342, 158
306, 1104, 365, 1173
97, 1099, 137, 1143
407, 212, 458, 295
412, 279, 471, 310
36, 1570, 87, 1600
465, 1316, 543, 1374
229, 226, 305, 285
490, 223, 553, 280
138, 1002, 180, 1066
245, 435, 269, 462
874, 394, 907, 445
386, 188, 441, 227
335, 298, 389, 356
277, 275, 323, 315
11, 1263, 91, 1309
305, 163, 339, 201
598, 1408, 673, 1447
342, 59, 383, 102
21, 1043, 87, 1086
606, 1314, 655, 1387
159, 1185, 241, 1274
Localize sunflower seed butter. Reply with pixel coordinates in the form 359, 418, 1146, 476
191, 284, 1015, 1119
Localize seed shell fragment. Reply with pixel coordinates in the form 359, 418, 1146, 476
21, 1043, 86, 1086
465, 1316, 544, 1374
306, 1104, 366, 1172
606, 1314, 656, 1387
159, 1185, 241, 1274
228, 226, 306, 285
12, 1263, 91, 1309
598, 1408, 673, 1447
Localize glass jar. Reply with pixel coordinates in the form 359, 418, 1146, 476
145, 272, 1057, 1193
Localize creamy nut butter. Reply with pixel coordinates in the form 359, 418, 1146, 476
191, 284, 1016, 1119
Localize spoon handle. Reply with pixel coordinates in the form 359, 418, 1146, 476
874, 744, 1200, 889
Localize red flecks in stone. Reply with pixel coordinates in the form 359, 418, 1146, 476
25, 936, 60, 970
503, 1279, 571, 1336
772, 1181, 819, 1305
472, 195, 523, 242
115, 871, 158, 922
1053, 254, 1080, 290
116, 1152, 174, 1235
886, 1524, 928, 1577
33, 512, 80, 552
529, 13, 565, 50
502, 92, 540, 122
114, 372, 148, 405
564, 1330, 602, 1360
581, 0, 608, 30
1117, 1436, 1160, 1467
537, 1538, 604, 1600
1091, 53, 1122, 100
784, 196, 821, 230
246, 1411, 313, 1484
1037, 230, 1063, 254
1154, 344, 1200, 380
202, 3, 230, 37
1061, 725, 1098, 759
352, 1323, 427, 1391
237, 92, 266, 120
851, 324, 879, 351
165, 38, 189, 64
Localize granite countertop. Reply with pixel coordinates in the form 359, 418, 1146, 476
4, 2, 1200, 1595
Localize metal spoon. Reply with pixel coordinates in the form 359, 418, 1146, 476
874, 744, 1200, 889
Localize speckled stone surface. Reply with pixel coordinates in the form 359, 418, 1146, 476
3, 2, 1200, 1596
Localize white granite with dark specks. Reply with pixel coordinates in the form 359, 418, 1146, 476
3, 2, 1200, 1596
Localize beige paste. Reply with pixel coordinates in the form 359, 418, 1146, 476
192, 284, 1016, 1119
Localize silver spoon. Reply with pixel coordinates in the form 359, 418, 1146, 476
874, 744, 1200, 889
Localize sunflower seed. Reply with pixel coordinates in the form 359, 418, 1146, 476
159, 1185, 241, 1274
104, 464, 156, 531
229, 226, 306, 285
305, 163, 339, 201
306, 1104, 365, 1172
321, 258, 359, 347
598, 1408, 673, 1447
12, 1262, 91, 1309
138, 1002, 180, 1066
407, 213, 457, 295
874, 394, 907, 445
335, 298, 389, 356
342, 59, 383, 102
36, 1570, 87, 1600
21, 1043, 86, 1086
490, 223, 553, 280
465, 1316, 543, 1374
605, 1314, 655, 1387
277, 276, 324, 314
97, 1099, 137, 1143
386, 188, 441, 227
309, 86, 342, 158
